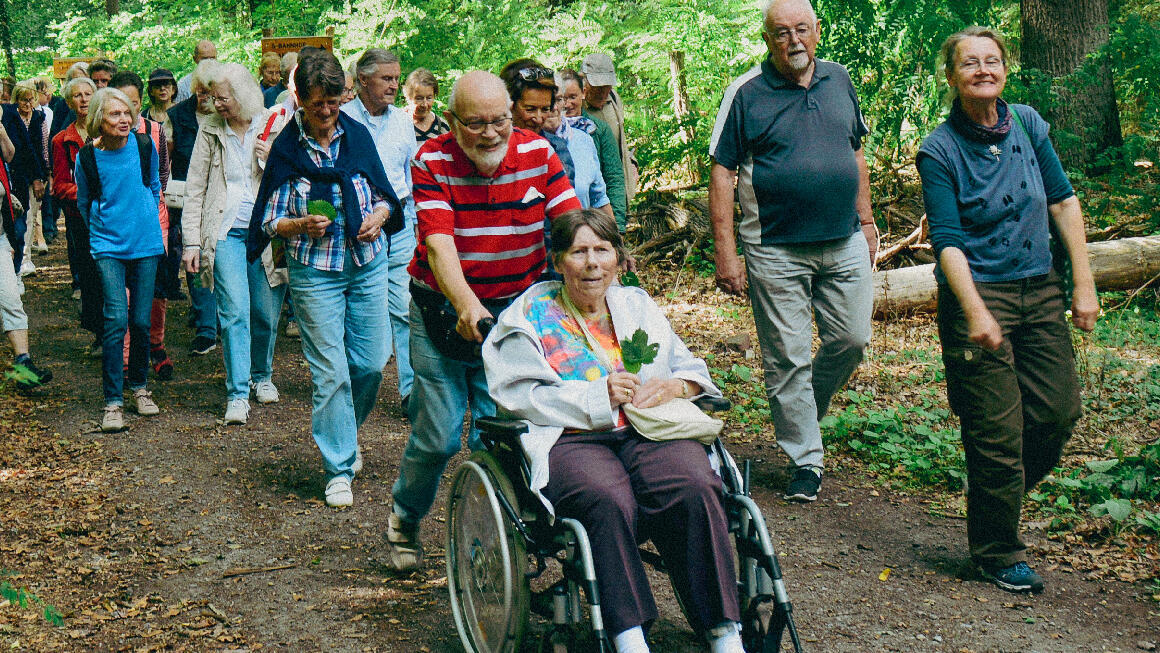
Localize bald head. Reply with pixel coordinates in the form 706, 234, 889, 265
194, 40, 218, 64
762, 0, 816, 25
448, 70, 509, 115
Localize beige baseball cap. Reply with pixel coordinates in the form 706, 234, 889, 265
581, 53, 618, 87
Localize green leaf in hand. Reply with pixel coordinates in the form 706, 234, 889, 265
307, 199, 337, 222
619, 269, 640, 287
620, 328, 659, 374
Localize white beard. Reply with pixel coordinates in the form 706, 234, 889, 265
465, 140, 509, 172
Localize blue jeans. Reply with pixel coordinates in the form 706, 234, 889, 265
743, 231, 872, 469
386, 224, 416, 398
188, 271, 218, 339
213, 228, 288, 400
391, 299, 493, 523
41, 194, 58, 240
288, 249, 390, 479
96, 255, 159, 404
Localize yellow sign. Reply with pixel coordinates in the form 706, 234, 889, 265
260, 37, 334, 56
53, 57, 99, 80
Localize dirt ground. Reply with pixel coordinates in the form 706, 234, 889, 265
2, 242, 1157, 652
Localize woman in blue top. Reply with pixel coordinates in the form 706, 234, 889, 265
76, 87, 165, 433
916, 27, 1099, 594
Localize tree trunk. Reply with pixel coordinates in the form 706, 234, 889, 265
0, 0, 15, 78
1020, 0, 1122, 170
871, 235, 1160, 317
668, 50, 699, 184
105, 0, 120, 16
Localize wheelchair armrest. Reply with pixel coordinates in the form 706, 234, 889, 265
694, 395, 732, 413
476, 417, 529, 435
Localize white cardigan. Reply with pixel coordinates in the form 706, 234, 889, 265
483, 281, 722, 514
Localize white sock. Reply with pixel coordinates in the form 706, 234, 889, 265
707, 621, 744, 653
613, 626, 649, 653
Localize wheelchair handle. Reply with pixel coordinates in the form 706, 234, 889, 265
478, 317, 496, 339
693, 395, 732, 412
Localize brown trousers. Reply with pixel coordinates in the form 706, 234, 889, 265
937, 272, 1081, 569
544, 430, 740, 637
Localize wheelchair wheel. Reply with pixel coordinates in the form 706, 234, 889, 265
447, 451, 530, 653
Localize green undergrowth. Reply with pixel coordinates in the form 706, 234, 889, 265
0, 572, 65, 628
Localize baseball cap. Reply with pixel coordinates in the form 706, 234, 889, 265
581, 53, 618, 87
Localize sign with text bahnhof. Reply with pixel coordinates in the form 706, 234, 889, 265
261, 37, 334, 56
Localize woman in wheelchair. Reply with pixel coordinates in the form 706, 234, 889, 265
483, 208, 745, 653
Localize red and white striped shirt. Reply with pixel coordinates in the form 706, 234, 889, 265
408, 128, 582, 299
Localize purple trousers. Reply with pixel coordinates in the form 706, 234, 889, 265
544, 429, 740, 637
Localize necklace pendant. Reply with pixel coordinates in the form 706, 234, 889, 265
988, 144, 1002, 160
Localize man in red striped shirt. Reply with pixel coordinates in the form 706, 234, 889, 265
385, 70, 581, 570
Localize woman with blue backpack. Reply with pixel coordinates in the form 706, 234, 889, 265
75, 87, 165, 432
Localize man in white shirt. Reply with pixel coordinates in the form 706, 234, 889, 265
340, 48, 418, 411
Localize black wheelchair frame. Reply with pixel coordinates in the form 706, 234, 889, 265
445, 396, 803, 653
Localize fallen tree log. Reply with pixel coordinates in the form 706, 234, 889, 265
873, 234, 1160, 318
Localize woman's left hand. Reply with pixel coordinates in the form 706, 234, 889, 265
1071, 284, 1100, 332
632, 378, 690, 409
32, 180, 45, 200
356, 208, 387, 242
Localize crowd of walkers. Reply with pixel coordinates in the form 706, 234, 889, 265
2, 2, 1101, 648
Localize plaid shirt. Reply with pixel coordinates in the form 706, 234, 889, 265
262, 112, 390, 271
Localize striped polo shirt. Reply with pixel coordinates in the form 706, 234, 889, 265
409, 128, 582, 299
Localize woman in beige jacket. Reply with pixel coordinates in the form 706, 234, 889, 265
182, 63, 288, 425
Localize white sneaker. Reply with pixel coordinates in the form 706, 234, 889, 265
101, 404, 124, 432
252, 379, 279, 404
351, 448, 364, 476
19, 260, 35, 277
325, 476, 353, 507
132, 388, 160, 416
224, 398, 250, 425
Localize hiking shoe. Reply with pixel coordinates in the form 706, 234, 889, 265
71, 288, 82, 300
224, 398, 250, 425
19, 260, 36, 277
101, 404, 124, 432
784, 467, 822, 502
151, 348, 174, 381
132, 388, 160, 416
283, 320, 300, 339
325, 476, 354, 507
191, 335, 217, 356
982, 562, 1044, 593
384, 511, 423, 571
88, 340, 103, 358
7, 359, 52, 391
252, 379, 279, 404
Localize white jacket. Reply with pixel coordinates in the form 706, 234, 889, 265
483, 281, 722, 514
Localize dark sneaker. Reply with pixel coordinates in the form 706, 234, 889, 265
191, 335, 217, 356
784, 467, 822, 502
7, 360, 52, 391
151, 348, 174, 381
982, 562, 1044, 593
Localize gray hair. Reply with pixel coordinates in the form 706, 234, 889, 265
354, 49, 400, 92
280, 52, 298, 77
65, 61, 89, 80
190, 58, 221, 93
937, 26, 1011, 103
760, 0, 817, 24
405, 68, 439, 98
62, 77, 97, 111
208, 62, 264, 122
86, 87, 139, 135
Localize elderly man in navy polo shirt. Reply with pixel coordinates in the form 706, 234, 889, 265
709, 0, 877, 503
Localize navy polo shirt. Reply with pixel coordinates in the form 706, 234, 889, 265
710, 59, 869, 246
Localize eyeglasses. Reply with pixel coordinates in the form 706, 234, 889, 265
770, 24, 813, 44
958, 57, 1005, 73
209, 95, 233, 104
517, 66, 555, 82
449, 110, 512, 134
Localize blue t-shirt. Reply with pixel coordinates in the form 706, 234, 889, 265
709, 59, 869, 246
75, 137, 164, 260
917, 104, 1074, 284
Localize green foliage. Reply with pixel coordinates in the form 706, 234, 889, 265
1031, 443, 1160, 535
620, 328, 659, 374
306, 199, 337, 221
821, 388, 966, 488
0, 575, 65, 627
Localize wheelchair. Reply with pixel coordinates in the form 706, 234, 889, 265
445, 395, 803, 653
